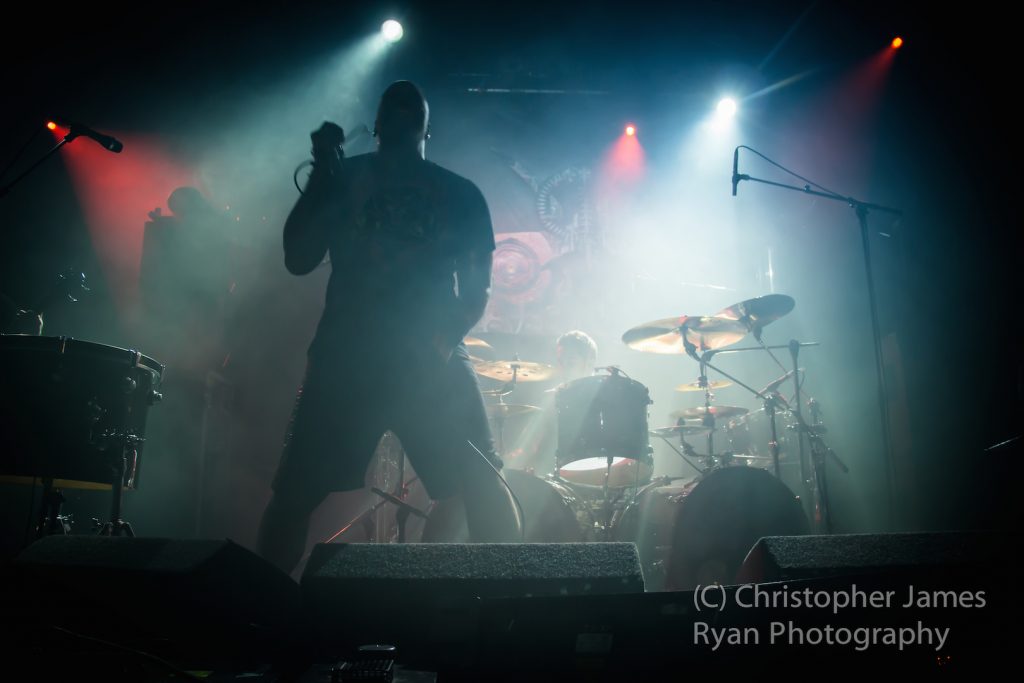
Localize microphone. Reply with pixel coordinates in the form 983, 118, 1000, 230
789, 338, 801, 361
731, 146, 739, 196
57, 118, 123, 153
759, 368, 799, 396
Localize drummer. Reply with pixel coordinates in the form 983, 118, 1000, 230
505, 330, 598, 472
554, 330, 599, 385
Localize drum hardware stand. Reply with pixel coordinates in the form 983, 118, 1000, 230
733, 149, 902, 525
651, 433, 707, 477
788, 339, 812, 518
762, 393, 785, 479
36, 479, 72, 537
595, 449, 616, 540
488, 361, 521, 458
95, 436, 141, 537
800, 424, 847, 534
681, 331, 718, 461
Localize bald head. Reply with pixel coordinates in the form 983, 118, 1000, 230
375, 80, 429, 153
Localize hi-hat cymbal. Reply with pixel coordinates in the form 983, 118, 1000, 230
714, 294, 795, 334
670, 405, 749, 420
474, 360, 555, 382
486, 403, 542, 419
622, 315, 747, 354
674, 379, 733, 392
723, 453, 775, 462
650, 424, 711, 438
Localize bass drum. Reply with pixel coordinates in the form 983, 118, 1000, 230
664, 467, 808, 590
419, 468, 596, 542
611, 477, 697, 591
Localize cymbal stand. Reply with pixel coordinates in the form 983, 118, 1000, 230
738, 321, 792, 480
493, 363, 519, 457
681, 331, 717, 464
322, 477, 425, 544
370, 485, 428, 543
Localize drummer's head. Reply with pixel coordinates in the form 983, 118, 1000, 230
556, 330, 598, 381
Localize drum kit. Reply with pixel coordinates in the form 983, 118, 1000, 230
414, 293, 842, 590
0, 286, 835, 593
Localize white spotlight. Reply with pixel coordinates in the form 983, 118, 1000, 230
716, 98, 738, 118
381, 20, 404, 43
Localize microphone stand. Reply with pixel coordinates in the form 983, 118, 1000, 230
734, 154, 901, 526
0, 135, 75, 200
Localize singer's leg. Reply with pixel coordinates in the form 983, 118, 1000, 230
395, 345, 521, 542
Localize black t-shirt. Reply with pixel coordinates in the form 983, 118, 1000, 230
310, 152, 495, 355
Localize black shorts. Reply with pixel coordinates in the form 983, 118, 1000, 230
271, 342, 498, 502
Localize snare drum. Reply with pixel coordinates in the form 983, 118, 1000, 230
419, 468, 597, 542
0, 335, 163, 488
555, 371, 653, 488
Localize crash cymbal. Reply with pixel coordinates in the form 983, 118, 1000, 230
486, 403, 542, 419
474, 360, 555, 382
670, 405, 749, 420
622, 315, 747, 354
464, 335, 492, 350
650, 424, 711, 438
714, 294, 795, 335
674, 379, 733, 392
464, 336, 496, 360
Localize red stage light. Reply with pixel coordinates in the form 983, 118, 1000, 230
625, 124, 636, 136
46, 121, 57, 130
891, 37, 903, 49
